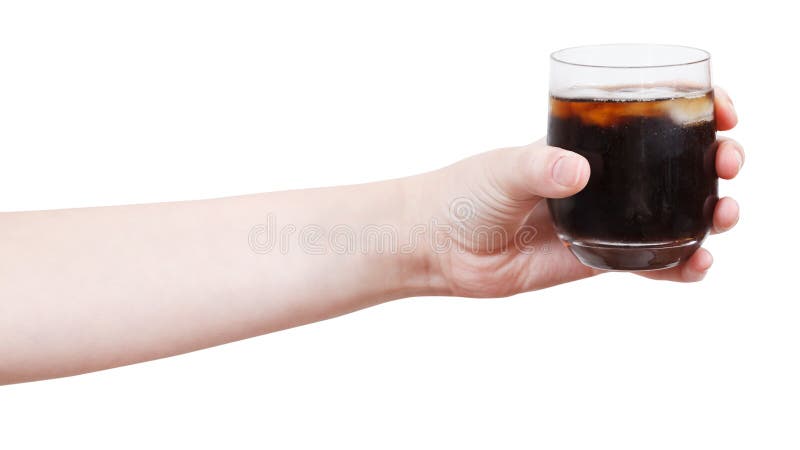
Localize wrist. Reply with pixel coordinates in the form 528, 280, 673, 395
391, 173, 451, 298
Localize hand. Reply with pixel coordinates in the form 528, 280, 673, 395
413, 87, 742, 298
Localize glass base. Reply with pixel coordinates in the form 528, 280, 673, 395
562, 237, 703, 271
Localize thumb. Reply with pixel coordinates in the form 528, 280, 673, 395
489, 140, 590, 200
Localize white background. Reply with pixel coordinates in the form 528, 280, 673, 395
0, 1, 796, 448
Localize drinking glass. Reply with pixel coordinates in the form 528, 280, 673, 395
547, 44, 716, 270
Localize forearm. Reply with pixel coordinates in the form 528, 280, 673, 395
0, 177, 431, 384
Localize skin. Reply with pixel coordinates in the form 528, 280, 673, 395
0, 88, 741, 385
419, 86, 741, 293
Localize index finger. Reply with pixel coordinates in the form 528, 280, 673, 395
714, 86, 738, 131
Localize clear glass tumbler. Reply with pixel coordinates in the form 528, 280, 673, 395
546, 44, 717, 270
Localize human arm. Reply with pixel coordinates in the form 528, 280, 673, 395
0, 88, 741, 385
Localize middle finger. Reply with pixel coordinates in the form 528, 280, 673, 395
716, 138, 744, 180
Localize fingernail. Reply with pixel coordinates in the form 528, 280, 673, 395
725, 92, 737, 119
698, 250, 714, 272
734, 148, 743, 171
552, 155, 584, 187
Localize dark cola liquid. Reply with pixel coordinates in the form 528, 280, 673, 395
547, 88, 717, 270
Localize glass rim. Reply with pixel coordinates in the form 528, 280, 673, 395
550, 44, 710, 69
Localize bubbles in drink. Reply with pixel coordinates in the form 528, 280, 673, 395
550, 86, 714, 127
